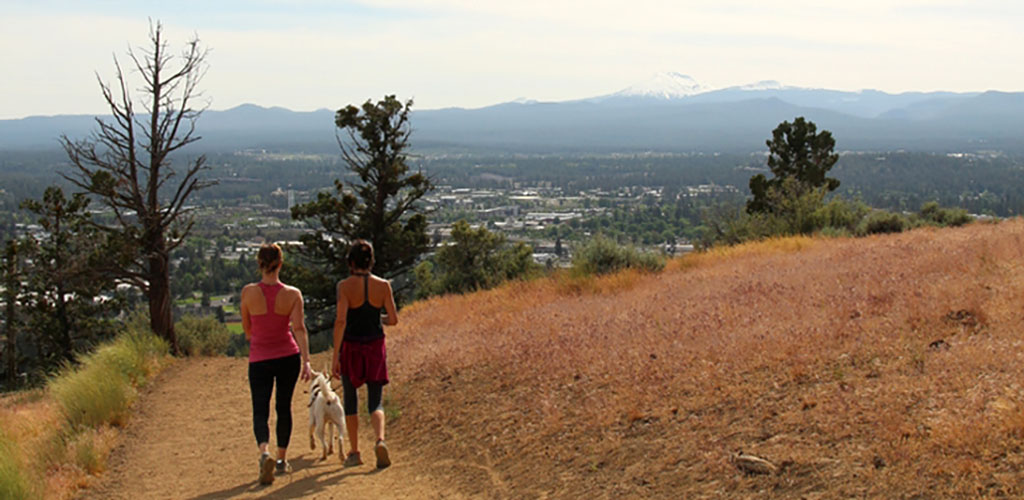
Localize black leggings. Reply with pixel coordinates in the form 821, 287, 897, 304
341, 374, 384, 416
248, 354, 300, 448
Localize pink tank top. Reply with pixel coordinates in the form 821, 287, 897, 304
248, 282, 300, 363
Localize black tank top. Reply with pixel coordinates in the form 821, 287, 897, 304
343, 274, 384, 343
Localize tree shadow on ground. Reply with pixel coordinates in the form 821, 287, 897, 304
186, 456, 384, 499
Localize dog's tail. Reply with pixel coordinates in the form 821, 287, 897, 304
316, 374, 338, 404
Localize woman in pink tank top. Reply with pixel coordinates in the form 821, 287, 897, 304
240, 243, 312, 485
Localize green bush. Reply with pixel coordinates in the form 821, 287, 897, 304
812, 197, 871, 233
308, 333, 333, 354
226, 333, 250, 358
858, 210, 908, 235
919, 201, 972, 227
572, 234, 665, 276
0, 428, 34, 500
423, 220, 541, 297
176, 315, 231, 356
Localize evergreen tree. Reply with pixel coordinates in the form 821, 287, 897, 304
748, 117, 840, 214
19, 187, 118, 368
290, 96, 432, 329
417, 220, 536, 297
2, 240, 24, 388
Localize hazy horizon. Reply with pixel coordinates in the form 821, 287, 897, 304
3, 0, 1022, 120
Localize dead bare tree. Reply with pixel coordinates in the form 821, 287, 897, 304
60, 21, 214, 354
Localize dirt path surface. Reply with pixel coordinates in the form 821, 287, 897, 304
80, 354, 465, 500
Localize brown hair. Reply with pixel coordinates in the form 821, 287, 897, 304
347, 239, 374, 271
257, 243, 283, 272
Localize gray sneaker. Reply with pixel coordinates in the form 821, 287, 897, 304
374, 440, 391, 469
343, 451, 363, 467
258, 452, 275, 485
275, 459, 292, 475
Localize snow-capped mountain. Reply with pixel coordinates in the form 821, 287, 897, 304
737, 80, 789, 91
608, 72, 713, 100
5, 73, 1021, 153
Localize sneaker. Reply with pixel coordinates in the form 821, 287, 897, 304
275, 459, 292, 475
258, 452, 275, 485
374, 440, 391, 469
343, 451, 363, 467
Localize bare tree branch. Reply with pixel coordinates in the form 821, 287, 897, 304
57, 21, 215, 353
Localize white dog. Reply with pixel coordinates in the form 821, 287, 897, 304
308, 367, 346, 461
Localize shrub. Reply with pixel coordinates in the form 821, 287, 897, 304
426, 220, 541, 297
812, 196, 871, 233
858, 210, 908, 235
572, 234, 665, 276
226, 333, 250, 358
919, 201, 972, 227
308, 333, 333, 354
176, 315, 231, 356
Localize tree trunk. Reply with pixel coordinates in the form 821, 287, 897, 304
4, 249, 18, 388
148, 252, 178, 355
56, 281, 73, 361
4, 292, 16, 388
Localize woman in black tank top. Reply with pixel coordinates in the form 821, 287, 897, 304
332, 240, 398, 469
343, 274, 384, 342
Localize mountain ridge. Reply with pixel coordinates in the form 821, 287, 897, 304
2, 76, 1023, 154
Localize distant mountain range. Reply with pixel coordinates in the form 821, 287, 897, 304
3, 73, 1023, 154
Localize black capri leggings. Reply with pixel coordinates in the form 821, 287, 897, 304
248, 353, 300, 448
341, 374, 384, 416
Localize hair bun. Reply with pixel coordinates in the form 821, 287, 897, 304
257, 243, 283, 272
347, 239, 374, 270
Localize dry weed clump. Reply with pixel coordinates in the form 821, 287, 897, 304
387, 219, 1024, 498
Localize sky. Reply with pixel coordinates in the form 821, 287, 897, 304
2, 0, 1023, 119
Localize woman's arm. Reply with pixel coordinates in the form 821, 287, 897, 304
332, 281, 349, 378
289, 288, 312, 381
240, 285, 253, 340
382, 280, 398, 326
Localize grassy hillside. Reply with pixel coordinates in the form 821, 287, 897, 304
386, 219, 1024, 498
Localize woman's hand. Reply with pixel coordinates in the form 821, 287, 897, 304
300, 360, 313, 382
332, 354, 342, 380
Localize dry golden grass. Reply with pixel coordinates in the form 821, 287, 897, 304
0, 393, 115, 500
0, 330, 169, 500
387, 219, 1024, 498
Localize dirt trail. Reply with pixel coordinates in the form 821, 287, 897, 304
80, 353, 464, 500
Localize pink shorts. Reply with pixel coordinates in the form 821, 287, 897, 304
339, 338, 389, 388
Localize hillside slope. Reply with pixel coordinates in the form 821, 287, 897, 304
85, 220, 1024, 498
387, 219, 1024, 498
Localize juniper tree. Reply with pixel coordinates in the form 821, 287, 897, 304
747, 117, 840, 215
2, 240, 23, 387
291, 96, 432, 330
20, 187, 117, 366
